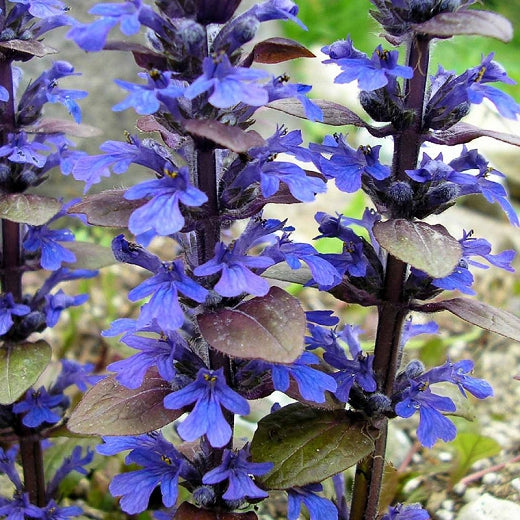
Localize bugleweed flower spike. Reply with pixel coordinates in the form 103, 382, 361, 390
1, 0, 515, 519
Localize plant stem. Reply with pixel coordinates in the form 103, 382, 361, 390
349, 35, 431, 520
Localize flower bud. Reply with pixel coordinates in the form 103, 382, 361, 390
193, 485, 216, 507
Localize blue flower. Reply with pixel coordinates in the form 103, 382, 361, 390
229, 127, 326, 202
202, 445, 273, 501
10, 0, 68, 19
0, 86, 9, 101
41, 500, 83, 520
23, 225, 76, 271
323, 37, 413, 91
266, 75, 323, 121
107, 433, 190, 514
52, 360, 99, 393
163, 367, 250, 447
125, 165, 208, 236
67, 0, 164, 52
249, 0, 307, 29
0, 132, 49, 167
312, 134, 390, 192
287, 484, 338, 520
0, 293, 30, 335
395, 381, 457, 448
113, 70, 185, 115
45, 290, 88, 327
12, 387, 63, 428
107, 328, 189, 388
45, 446, 94, 500
194, 242, 274, 297
128, 259, 208, 331
381, 503, 430, 520
323, 325, 377, 402
184, 54, 270, 109
0, 492, 44, 519
0, 446, 22, 490
424, 360, 493, 400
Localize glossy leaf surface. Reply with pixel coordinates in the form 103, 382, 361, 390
0, 341, 51, 405
250, 403, 376, 489
373, 219, 462, 278
198, 286, 306, 363
68, 369, 182, 435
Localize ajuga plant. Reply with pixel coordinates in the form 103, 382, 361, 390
34, 0, 520, 519
0, 1, 103, 518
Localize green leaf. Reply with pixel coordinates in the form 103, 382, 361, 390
373, 219, 462, 278
197, 286, 306, 363
250, 403, 376, 489
64, 241, 115, 269
0, 194, 62, 226
67, 368, 183, 436
0, 341, 52, 404
449, 432, 501, 485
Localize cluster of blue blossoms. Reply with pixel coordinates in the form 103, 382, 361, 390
1, 0, 518, 519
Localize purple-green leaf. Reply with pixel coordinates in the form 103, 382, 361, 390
136, 115, 183, 148
373, 219, 462, 278
174, 502, 258, 520
413, 10, 513, 42
197, 286, 306, 363
0, 341, 51, 405
242, 37, 315, 66
67, 369, 182, 436
184, 119, 265, 153
0, 39, 57, 58
414, 297, 520, 342
63, 242, 115, 269
68, 190, 143, 227
0, 194, 62, 226
250, 403, 376, 489
429, 122, 520, 147
25, 118, 102, 138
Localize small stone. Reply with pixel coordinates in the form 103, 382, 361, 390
402, 476, 422, 494
457, 493, 520, 520
463, 487, 483, 503
437, 510, 454, 520
442, 499, 455, 511
453, 482, 467, 496
438, 451, 453, 462
481, 472, 500, 485
511, 478, 520, 492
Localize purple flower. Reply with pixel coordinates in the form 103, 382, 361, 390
113, 70, 185, 115
249, 0, 306, 29
163, 367, 250, 447
202, 445, 273, 501
312, 134, 390, 192
128, 260, 208, 331
125, 166, 208, 236
45, 290, 88, 327
381, 503, 430, 520
323, 37, 413, 91
52, 360, 99, 393
287, 484, 338, 520
395, 381, 457, 448
184, 54, 270, 108
107, 433, 189, 514
12, 387, 63, 428
0, 293, 30, 335
194, 242, 274, 297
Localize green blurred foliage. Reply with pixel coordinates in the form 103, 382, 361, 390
284, 0, 520, 94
